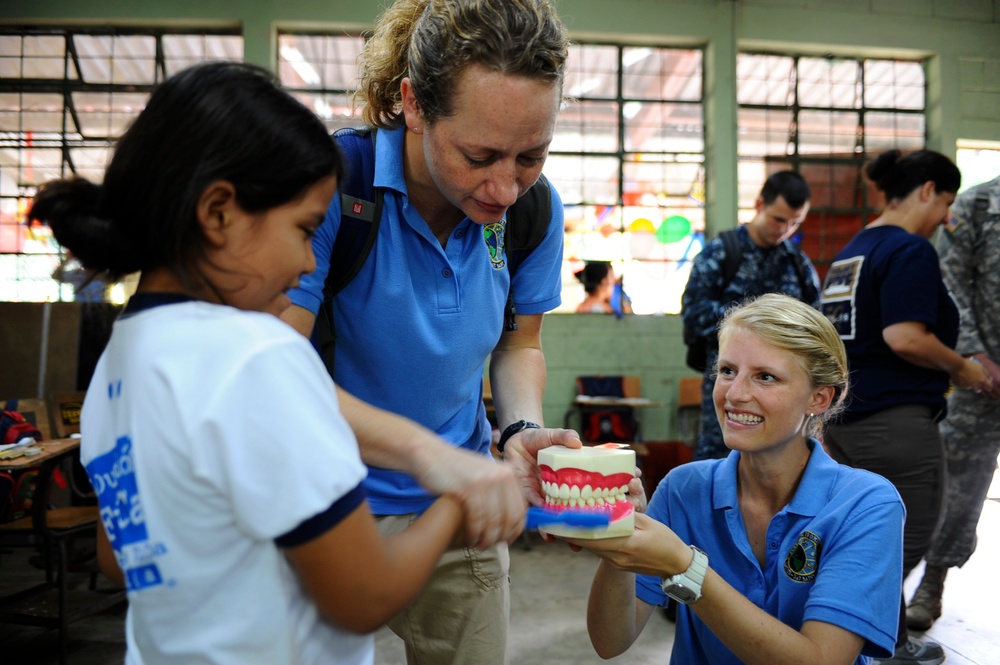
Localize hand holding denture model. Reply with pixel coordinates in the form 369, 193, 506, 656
535, 444, 636, 539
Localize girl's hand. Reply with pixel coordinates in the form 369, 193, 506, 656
416, 445, 526, 550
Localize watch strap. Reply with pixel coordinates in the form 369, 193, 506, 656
496, 420, 540, 453
661, 545, 708, 605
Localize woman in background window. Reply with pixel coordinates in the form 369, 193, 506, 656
575, 261, 632, 315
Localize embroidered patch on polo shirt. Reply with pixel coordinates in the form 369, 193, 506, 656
785, 530, 822, 583
484, 219, 507, 270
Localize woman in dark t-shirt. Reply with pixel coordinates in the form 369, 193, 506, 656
819, 149, 992, 663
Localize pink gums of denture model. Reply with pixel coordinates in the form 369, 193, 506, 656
537, 444, 636, 538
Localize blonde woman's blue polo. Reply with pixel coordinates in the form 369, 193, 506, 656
635, 441, 904, 664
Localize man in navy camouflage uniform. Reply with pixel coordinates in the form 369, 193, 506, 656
906, 174, 1000, 631
681, 171, 821, 460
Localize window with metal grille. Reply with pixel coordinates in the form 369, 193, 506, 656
0, 27, 243, 303
736, 53, 926, 280
277, 32, 367, 133
555, 44, 705, 315
956, 140, 1000, 193
277, 33, 706, 315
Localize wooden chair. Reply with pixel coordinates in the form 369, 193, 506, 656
564, 375, 649, 450
0, 398, 123, 665
677, 376, 703, 449
50, 391, 98, 511
50, 391, 85, 439
0, 450, 123, 665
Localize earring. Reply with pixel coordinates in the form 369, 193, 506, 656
809, 412, 815, 418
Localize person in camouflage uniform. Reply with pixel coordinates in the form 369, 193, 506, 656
907, 174, 1000, 631
680, 171, 821, 460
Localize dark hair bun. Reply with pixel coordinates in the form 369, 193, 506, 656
29, 178, 130, 274
863, 149, 901, 190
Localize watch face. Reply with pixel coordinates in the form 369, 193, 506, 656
664, 584, 698, 605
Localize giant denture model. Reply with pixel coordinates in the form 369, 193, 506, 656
537, 444, 636, 539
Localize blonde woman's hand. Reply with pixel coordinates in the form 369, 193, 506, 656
562, 513, 690, 578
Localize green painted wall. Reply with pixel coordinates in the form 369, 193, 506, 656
4, 0, 998, 438
537, 312, 699, 442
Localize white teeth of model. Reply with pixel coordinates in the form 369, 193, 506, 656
535, 445, 636, 539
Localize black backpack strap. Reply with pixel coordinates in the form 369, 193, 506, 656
682, 228, 743, 371
501, 173, 552, 332
718, 228, 742, 286
782, 239, 814, 303
314, 127, 383, 377
324, 127, 383, 300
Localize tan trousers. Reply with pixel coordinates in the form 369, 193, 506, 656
376, 512, 510, 665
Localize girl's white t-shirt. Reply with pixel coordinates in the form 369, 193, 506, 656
82, 300, 371, 665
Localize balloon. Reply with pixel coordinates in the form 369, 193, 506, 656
628, 218, 656, 234
628, 231, 655, 259
656, 215, 691, 244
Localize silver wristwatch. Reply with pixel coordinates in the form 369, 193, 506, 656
661, 546, 708, 605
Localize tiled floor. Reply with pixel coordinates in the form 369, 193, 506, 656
5, 471, 1000, 664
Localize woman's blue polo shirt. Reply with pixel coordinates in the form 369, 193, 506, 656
636, 442, 903, 664
289, 126, 564, 514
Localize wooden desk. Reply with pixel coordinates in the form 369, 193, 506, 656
0, 437, 81, 471
0, 436, 126, 665
563, 395, 664, 446
571, 395, 664, 408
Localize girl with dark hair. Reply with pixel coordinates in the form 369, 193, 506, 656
819, 149, 991, 665
29, 61, 463, 665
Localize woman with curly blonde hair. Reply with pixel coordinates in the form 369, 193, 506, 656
282, 1, 581, 663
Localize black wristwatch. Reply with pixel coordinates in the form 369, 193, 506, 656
496, 420, 540, 453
